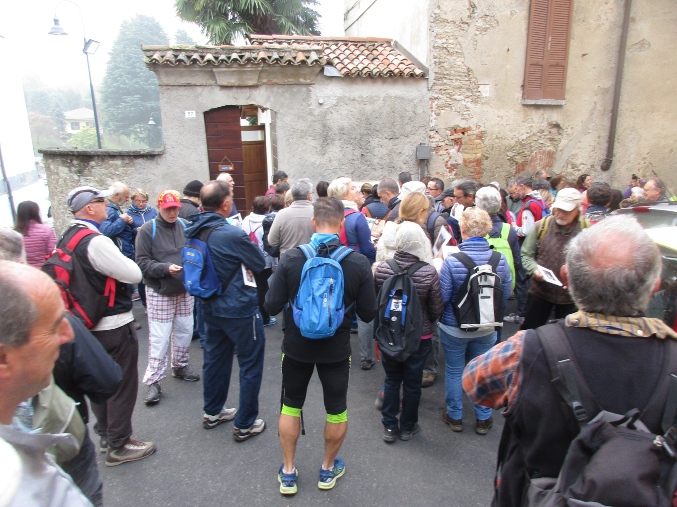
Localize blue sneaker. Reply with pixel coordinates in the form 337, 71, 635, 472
278, 465, 298, 495
318, 457, 345, 490
264, 317, 277, 327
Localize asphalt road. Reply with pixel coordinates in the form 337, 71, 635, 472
95, 302, 522, 507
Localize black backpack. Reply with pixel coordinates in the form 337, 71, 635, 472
374, 259, 427, 362
42, 225, 116, 329
524, 323, 677, 506
261, 213, 279, 258
451, 251, 504, 331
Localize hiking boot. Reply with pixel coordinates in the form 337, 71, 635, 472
99, 436, 108, 453
442, 412, 463, 432
233, 418, 266, 442
503, 313, 524, 325
360, 359, 376, 370
134, 320, 142, 330
318, 456, 345, 490
264, 317, 277, 327
399, 424, 420, 441
144, 383, 161, 405
105, 438, 156, 467
172, 365, 200, 382
203, 407, 237, 429
374, 389, 384, 410
383, 427, 399, 443
475, 417, 493, 435
421, 372, 436, 388
278, 465, 298, 495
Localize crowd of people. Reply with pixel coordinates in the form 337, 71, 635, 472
1, 166, 676, 505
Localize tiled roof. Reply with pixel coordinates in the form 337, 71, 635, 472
142, 35, 426, 78
64, 108, 93, 119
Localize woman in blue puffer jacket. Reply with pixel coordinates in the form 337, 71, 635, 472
439, 207, 511, 436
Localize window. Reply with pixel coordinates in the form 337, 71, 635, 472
85, 122, 94, 127
70, 122, 80, 131
522, 0, 573, 104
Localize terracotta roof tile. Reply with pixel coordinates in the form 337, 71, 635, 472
142, 35, 426, 78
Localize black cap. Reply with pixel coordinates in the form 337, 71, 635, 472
183, 180, 203, 197
441, 187, 455, 199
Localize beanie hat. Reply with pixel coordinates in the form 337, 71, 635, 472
183, 180, 203, 198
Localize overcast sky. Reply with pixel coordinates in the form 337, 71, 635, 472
0, 0, 344, 90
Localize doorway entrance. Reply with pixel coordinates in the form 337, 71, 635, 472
204, 105, 273, 216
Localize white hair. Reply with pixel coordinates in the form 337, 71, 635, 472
475, 187, 502, 215
327, 177, 352, 199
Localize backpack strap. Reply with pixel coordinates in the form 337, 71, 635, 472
298, 243, 316, 260
536, 216, 551, 243
385, 258, 404, 276
65, 227, 97, 251
177, 218, 186, 228
500, 222, 511, 240
363, 206, 372, 218
452, 252, 477, 273
535, 323, 600, 427
330, 245, 353, 263
662, 375, 677, 435
406, 261, 428, 277
152, 219, 157, 240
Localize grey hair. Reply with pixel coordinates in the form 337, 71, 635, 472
507, 178, 517, 188
0, 261, 39, 347
291, 178, 313, 201
646, 178, 667, 197
110, 181, 128, 195
378, 177, 399, 195
327, 177, 352, 199
531, 178, 551, 191
455, 178, 479, 197
475, 186, 502, 215
0, 229, 26, 262
565, 215, 661, 316
515, 175, 533, 188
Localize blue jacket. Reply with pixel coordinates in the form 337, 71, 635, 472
184, 211, 265, 319
128, 206, 158, 243
439, 237, 512, 327
344, 209, 376, 263
100, 201, 135, 258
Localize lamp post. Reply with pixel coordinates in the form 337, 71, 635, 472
49, 1, 102, 149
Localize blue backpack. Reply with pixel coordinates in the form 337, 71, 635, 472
292, 243, 354, 339
182, 225, 223, 299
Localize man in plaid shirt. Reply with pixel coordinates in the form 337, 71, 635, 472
462, 216, 677, 505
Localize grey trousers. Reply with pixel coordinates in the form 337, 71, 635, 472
358, 317, 374, 361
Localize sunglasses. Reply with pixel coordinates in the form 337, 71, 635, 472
89, 198, 106, 204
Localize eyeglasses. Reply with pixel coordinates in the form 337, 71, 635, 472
89, 198, 105, 204
133, 199, 148, 204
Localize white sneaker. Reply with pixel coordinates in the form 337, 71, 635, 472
203, 407, 237, 429
503, 313, 525, 324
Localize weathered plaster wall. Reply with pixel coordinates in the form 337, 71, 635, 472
347, 0, 677, 191
154, 73, 429, 185
344, 0, 431, 67
40, 150, 163, 235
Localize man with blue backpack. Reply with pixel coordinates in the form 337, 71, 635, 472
184, 180, 267, 442
265, 197, 377, 496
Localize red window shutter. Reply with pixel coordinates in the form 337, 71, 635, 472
523, 0, 573, 101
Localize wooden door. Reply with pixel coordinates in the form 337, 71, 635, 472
242, 132, 268, 213
204, 106, 245, 213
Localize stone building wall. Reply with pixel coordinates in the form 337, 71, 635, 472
347, 0, 677, 191
40, 150, 162, 235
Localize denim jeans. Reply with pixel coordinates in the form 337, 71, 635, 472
195, 298, 207, 348
381, 339, 432, 431
515, 266, 529, 317
202, 312, 265, 429
440, 329, 496, 421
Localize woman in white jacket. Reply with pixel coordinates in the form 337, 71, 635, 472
242, 196, 277, 327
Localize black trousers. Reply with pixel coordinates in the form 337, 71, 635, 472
521, 292, 577, 330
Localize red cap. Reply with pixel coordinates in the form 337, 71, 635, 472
157, 190, 182, 209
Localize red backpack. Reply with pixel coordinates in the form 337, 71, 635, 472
42, 226, 116, 329
339, 209, 359, 250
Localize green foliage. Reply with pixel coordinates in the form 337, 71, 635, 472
174, 0, 320, 45
28, 113, 63, 151
174, 28, 196, 45
99, 15, 168, 146
50, 103, 66, 133
68, 127, 99, 149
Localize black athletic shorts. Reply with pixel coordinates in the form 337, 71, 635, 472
281, 355, 350, 415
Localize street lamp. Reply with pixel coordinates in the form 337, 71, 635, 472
48, 0, 102, 149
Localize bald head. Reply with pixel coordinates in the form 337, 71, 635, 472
0, 262, 58, 347
565, 216, 661, 316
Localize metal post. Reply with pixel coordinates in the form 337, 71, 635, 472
84, 43, 102, 149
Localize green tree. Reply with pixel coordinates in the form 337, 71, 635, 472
67, 127, 99, 149
174, 28, 196, 45
28, 113, 62, 151
99, 15, 168, 147
175, 0, 320, 45
50, 103, 66, 134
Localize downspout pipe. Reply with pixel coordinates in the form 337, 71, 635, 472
601, 0, 633, 172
